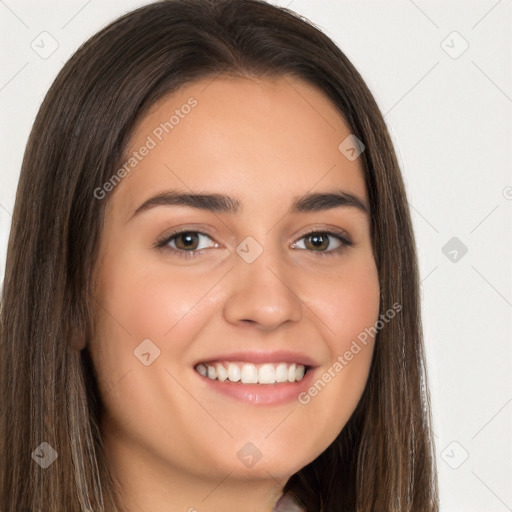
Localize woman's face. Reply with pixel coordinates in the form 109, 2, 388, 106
90, 74, 380, 496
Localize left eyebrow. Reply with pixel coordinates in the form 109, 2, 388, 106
128, 188, 369, 221
291, 190, 369, 215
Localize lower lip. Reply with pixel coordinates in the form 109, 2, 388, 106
195, 367, 316, 405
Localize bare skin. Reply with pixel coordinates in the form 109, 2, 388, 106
89, 74, 380, 512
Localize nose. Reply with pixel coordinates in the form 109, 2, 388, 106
222, 248, 303, 331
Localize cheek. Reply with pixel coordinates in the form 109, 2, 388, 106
89, 251, 223, 396
89, 252, 175, 392
294, 255, 380, 435
313, 254, 381, 350
96, 252, 212, 340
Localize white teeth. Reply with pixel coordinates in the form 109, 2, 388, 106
196, 363, 207, 376
207, 365, 216, 379
287, 363, 296, 382
216, 363, 228, 382
275, 363, 288, 382
196, 361, 307, 384
258, 363, 275, 384
227, 364, 241, 382
240, 363, 258, 384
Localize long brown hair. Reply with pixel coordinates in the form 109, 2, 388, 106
0, 1, 439, 510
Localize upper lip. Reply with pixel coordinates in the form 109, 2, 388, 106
194, 350, 318, 367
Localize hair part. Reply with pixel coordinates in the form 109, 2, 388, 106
0, 1, 439, 510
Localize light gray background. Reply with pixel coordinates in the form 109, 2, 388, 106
1, 1, 511, 510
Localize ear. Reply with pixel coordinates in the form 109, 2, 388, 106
69, 325, 87, 351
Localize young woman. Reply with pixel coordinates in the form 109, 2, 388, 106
0, 1, 439, 511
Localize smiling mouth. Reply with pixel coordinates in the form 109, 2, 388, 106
194, 361, 309, 385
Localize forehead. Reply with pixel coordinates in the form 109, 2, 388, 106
108, 74, 368, 219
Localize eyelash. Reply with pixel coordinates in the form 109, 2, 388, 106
154, 228, 354, 259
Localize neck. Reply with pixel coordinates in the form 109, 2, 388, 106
102, 426, 289, 512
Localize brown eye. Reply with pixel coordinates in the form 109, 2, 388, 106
156, 230, 218, 258
303, 233, 330, 251
174, 232, 201, 251
292, 230, 353, 257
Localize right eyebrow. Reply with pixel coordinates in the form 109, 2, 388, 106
129, 190, 240, 219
